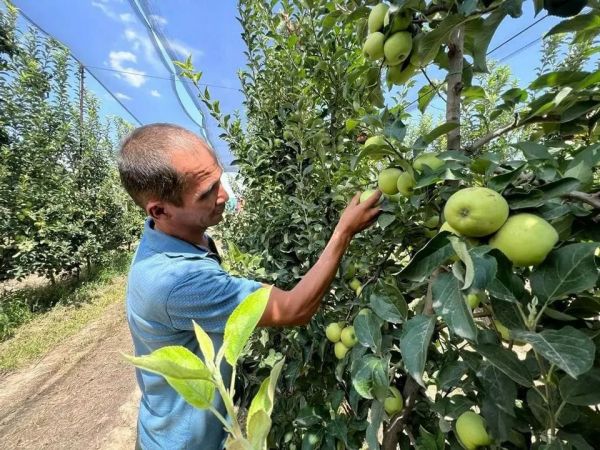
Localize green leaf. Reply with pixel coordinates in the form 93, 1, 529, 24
487, 164, 525, 193
529, 71, 591, 89
400, 315, 436, 387
568, 142, 600, 169
166, 377, 215, 409
432, 273, 478, 342
366, 400, 384, 450
418, 84, 435, 114
514, 327, 596, 379
477, 363, 516, 416
383, 116, 406, 142
411, 15, 473, 68
512, 141, 553, 161
421, 122, 459, 144
351, 355, 388, 401
193, 321, 215, 365
247, 409, 271, 450
474, 344, 533, 387
530, 243, 599, 304
370, 284, 407, 324
488, 250, 525, 303
246, 358, 284, 432
469, 246, 498, 291
400, 233, 454, 282
123, 346, 212, 380
354, 310, 382, 352
463, 9, 507, 72
546, 13, 600, 38
481, 394, 514, 442
225, 438, 252, 450
437, 360, 468, 390
559, 368, 600, 406
377, 213, 396, 230
224, 287, 271, 366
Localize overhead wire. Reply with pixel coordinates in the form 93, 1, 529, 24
403, 14, 550, 114
14, 7, 143, 125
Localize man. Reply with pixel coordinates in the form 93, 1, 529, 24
118, 123, 382, 449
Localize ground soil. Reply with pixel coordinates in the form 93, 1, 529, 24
0, 299, 140, 450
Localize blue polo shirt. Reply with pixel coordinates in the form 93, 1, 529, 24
126, 218, 262, 449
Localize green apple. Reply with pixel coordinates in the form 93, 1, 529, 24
387, 63, 417, 85
368, 3, 389, 32
383, 9, 412, 32
340, 326, 358, 347
444, 187, 509, 237
359, 189, 383, 204
413, 153, 444, 171
425, 229, 437, 238
341, 260, 356, 280
385, 192, 404, 202
424, 215, 440, 229
466, 293, 480, 309
363, 32, 385, 60
396, 172, 416, 196
494, 320, 511, 341
384, 386, 404, 415
489, 213, 558, 267
334, 341, 349, 359
378, 168, 403, 195
326, 322, 343, 342
384, 32, 412, 66
358, 308, 371, 316
456, 411, 492, 449
364, 134, 388, 148
349, 278, 362, 292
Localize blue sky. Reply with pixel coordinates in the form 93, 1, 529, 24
7, 1, 572, 172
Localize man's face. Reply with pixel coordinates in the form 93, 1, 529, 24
155, 145, 229, 234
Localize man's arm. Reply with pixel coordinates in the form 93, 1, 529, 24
258, 191, 382, 327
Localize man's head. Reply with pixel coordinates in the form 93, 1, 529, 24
118, 123, 229, 240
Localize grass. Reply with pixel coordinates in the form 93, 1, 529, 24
0, 252, 132, 372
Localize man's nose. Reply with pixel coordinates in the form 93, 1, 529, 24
217, 184, 229, 204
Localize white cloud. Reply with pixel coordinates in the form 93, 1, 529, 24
150, 14, 168, 26
124, 28, 163, 69
109, 51, 146, 87
115, 92, 132, 100
91, 1, 117, 19
119, 13, 134, 23
166, 38, 204, 62
150, 89, 161, 97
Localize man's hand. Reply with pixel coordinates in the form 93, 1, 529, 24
259, 190, 383, 327
336, 190, 383, 236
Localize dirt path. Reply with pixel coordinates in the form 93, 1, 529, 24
0, 299, 140, 450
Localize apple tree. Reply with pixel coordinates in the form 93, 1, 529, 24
179, 0, 600, 448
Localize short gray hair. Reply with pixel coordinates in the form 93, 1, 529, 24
117, 123, 211, 208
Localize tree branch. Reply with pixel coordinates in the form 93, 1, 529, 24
421, 68, 446, 104
446, 26, 464, 151
563, 191, 600, 210
464, 115, 561, 153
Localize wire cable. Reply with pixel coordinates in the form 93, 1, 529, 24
403, 18, 550, 114
14, 7, 143, 125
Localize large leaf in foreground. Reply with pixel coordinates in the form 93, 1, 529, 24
432, 273, 478, 342
123, 346, 212, 380
224, 287, 271, 366
400, 315, 436, 387
530, 243, 599, 303
514, 327, 595, 379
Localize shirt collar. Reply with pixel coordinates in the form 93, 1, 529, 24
142, 217, 215, 259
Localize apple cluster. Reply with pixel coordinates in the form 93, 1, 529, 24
325, 322, 358, 359
363, 3, 419, 86
441, 187, 559, 267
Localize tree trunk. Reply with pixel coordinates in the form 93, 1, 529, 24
446, 26, 465, 152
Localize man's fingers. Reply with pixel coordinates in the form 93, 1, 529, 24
363, 189, 382, 208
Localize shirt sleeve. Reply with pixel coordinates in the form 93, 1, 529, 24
166, 265, 263, 333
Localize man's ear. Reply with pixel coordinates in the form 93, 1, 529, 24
146, 200, 170, 222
